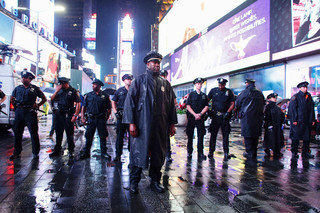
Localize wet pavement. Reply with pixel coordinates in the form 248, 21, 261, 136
0, 115, 319, 213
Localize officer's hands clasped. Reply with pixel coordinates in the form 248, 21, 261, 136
223, 112, 231, 120
129, 123, 139, 137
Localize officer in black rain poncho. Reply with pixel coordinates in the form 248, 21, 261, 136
235, 78, 265, 159
288, 81, 315, 160
122, 51, 177, 194
263, 93, 285, 158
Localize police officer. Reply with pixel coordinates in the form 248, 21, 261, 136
159, 69, 178, 162
207, 78, 235, 159
288, 81, 315, 160
235, 78, 265, 159
79, 79, 112, 160
9, 70, 47, 160
111, 74, 133, 162
186, 77, 209, 160
49, 77, 81, 158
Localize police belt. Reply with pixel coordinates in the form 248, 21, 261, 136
214, 111, 226, 116
53, 107, 74, 114
16, 105, 33, 110
87, 113, 106, 119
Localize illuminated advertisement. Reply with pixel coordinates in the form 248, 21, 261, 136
159, 0, 247, 56
43, 51, 59, 83
12, 23, 37, 62
120, 41, 132, 71
30, 0, 54, 41
85, 14, 97, 50
272, 0, 320, 60
0, 12, 14, 44
59, 57, 71, 79
292, 0, 320, 46
229, 66, 284, 98
170, 0, 270, 86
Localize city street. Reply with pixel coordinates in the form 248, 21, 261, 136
0, 115, 319, 212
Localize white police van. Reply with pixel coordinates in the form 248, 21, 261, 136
0, 64, 21, 130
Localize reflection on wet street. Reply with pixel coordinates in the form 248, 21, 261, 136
0, 115, 319, 212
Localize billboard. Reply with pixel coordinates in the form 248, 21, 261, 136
272, 0, 320, 60
292, 0, 320, 46
170, 0, 270, 86
85, 14, 97, 50
0, 12, 14, 44
59, 56, 71, 79
159, 0, 247, 56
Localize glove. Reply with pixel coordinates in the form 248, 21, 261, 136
223, 112, 231, 120
115, 110, 123, 120
268, 126, 273, 132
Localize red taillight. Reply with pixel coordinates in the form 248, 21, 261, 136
10, 103, 14, 111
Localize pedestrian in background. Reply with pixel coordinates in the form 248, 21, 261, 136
122, 51, 177, 194
263, 93, 285, 158
207, 78, 235, 159
288, 81, 315, 160
79, 79, 112, 160
111, 74, 133, 162
9, 70, 47, 160
235, 78, 265, 159
49, 77, 81, 158
186, 77, 209, 160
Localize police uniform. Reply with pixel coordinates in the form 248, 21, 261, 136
207, 78, 235, 158
50, 77, 80, 158
186, 78, 208, 159
159, 69, 175, 161
112, 74, 133, 160
80, 79, 112, 159
10, 71, 46, 160
289, 81, 315, 159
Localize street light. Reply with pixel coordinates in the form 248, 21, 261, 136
15, 5, 65, 77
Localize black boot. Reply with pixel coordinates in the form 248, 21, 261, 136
150, 180, 165, 193
291, 152, 299, 160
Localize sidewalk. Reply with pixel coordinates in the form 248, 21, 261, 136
0, 115, 319, 212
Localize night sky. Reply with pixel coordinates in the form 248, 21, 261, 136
54, 0, 159, 86
96, 0, 159, 83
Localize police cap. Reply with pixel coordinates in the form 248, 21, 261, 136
159, 70, 168, 77
21, 69, 35, 80
245, 78, 256, 84
92, 78, 104, 86
297, 81, 309, 88
217, 78, 228, 84
143, 51, 162, 64
122, 74, 133, 81
267, 93, 278, 99
193, 77, 205, 84
58, 77, 70, 83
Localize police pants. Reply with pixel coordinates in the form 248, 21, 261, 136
54, 111, 75, 152
244, 137, 259, 157
130, 165, 162, 187
209, 114, 230, 154
166, 125, 171, 157
291, 140, 310, 154
115, 118, 129, 156
49, 112, 56, 136
83, 118, 108, 155
186, 117, 206, 155
13, 108, 40, 155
